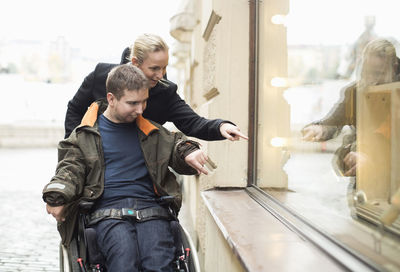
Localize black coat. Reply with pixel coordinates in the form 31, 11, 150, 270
65, 63, 229, 140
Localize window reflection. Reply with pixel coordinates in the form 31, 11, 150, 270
258, 0, 400, 266
299, 38, 400, 230
302, 38, 398, 177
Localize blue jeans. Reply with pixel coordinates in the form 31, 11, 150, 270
93, 198, 175, 272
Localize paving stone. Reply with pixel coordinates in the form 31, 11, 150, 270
0, 148, 60, 271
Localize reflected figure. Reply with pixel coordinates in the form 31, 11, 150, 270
302, 38, 400, 176
339, 16, 378, 79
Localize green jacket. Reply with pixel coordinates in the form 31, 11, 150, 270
43, 101, 198, 246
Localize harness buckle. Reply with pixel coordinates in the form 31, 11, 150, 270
121, 208, 142, 221
121, 208, 137, 218
136, 211, 142, 221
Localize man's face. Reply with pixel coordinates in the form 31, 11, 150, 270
107, 88, 149, 123
134, 50, 169, 88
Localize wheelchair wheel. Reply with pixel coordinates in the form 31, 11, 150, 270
180, 225, 201, 272
59, 239, 84, 272
59, 243, 70, 272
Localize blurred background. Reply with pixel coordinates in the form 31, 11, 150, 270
0, 1, 180, 271
0, 0, 180, 145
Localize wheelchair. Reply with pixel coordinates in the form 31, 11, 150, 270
59, 201, 200, 272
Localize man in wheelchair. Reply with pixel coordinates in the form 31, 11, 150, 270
42, 64, 208, 271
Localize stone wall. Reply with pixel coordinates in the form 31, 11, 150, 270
0, 125, 64, 148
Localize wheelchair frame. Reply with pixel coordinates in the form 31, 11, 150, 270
59, 214, 201, 272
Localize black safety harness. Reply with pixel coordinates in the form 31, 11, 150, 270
87, 206, 176, 225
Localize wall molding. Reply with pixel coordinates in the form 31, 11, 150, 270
202, 10, 221, 41
203, 87, 219, 101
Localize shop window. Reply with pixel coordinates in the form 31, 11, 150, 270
253, 0, 400, 268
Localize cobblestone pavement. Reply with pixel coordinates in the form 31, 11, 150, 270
0, 148, 60, 271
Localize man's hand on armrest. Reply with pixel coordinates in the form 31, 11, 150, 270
46, 204, 66, 222
43, 192, 66, 222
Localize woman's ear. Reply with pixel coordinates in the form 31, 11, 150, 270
131, 57, 139, 66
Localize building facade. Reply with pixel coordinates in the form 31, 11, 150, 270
170, 0, 400, 271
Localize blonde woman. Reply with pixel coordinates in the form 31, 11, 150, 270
65, 34, 247, 149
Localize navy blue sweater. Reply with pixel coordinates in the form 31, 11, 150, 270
94, 115, 156, 209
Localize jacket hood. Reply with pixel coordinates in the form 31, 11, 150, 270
78, 101, 159, 136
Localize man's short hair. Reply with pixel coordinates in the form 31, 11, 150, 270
106, 64, 149, 99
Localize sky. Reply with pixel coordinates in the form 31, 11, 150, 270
0, 0, 181, 61
2, 0, 399, 56
287, 0, 400, 45
0, 0, 183, 125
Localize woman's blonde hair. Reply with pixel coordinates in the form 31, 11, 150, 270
128, 34, 169, 64
357, 38, 398, 90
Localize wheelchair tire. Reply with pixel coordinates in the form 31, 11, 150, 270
179, 225, 201, 272
59, 243, 68, 272
59, 239, 83, 272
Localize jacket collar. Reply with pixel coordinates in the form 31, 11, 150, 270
135, 115, 159, 136
78, 102, 159, 136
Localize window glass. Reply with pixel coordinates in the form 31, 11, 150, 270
257, 0, 400, 267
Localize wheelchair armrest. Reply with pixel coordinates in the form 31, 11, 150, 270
79, 200, 95, 214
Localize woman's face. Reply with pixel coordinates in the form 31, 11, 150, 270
134, 50, 169, 87
363, 51, 396, 85
369, 54, 387, 78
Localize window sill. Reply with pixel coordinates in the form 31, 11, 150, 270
202, 188, 349, 271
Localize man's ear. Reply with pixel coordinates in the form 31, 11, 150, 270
106, 92, 115, 105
